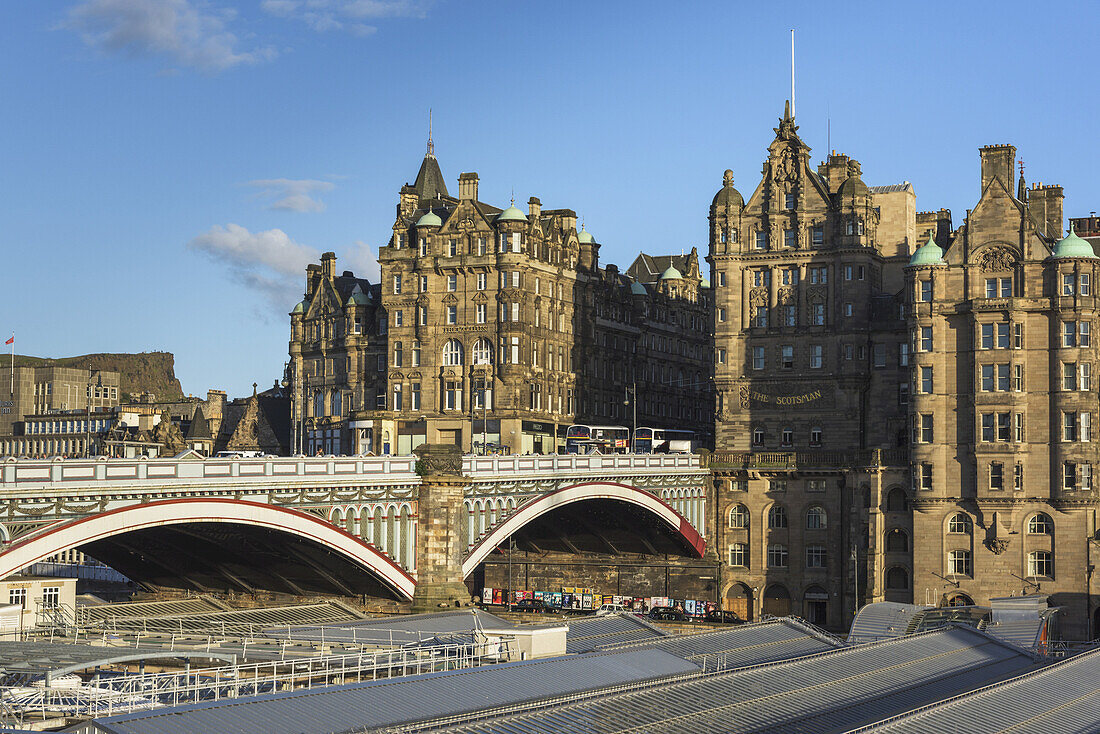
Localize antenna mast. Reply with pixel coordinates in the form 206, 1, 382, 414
790, 29, 796, 118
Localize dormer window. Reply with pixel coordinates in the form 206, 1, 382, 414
447, 239, 457, 257
755, 231, 768, 250
394, 233, 404, 249
812, 227, 823, 246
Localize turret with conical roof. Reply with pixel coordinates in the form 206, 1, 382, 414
411, 119, 449, 202
908, 233, 947, 267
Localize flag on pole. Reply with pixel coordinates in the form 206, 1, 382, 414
4, 336, 12, 345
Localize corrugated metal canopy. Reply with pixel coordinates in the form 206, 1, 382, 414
432, 627, 1040, 734
847, 602, 930, 644
0, 641, 236, 683
263, 608, 515, 646
563, 613, 667, 653
67, 648, 699, 734
851, 646, 1100, 734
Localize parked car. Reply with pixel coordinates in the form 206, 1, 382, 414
648, 607, 687, 621
705, 609, 745, 624
513, 598, 555, 614
595, 603, 629, 616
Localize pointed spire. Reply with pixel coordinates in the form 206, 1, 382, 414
784, 99, 792, 121
1017, 158, 1026, 202
427, 108, 434, 157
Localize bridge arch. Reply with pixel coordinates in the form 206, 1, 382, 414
462, 481, 705, 578
0, 498, 416, 600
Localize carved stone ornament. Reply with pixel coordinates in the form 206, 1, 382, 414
984, 537, 1011, 555
749, 287, 769, 307
739, 386, 751, 408
458, 216, 475, 231
776, 287, 796, 305
976, 247, 1016, 273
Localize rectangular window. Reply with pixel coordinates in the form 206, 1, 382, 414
393, 275, 402, 294
981, 413, 995, 442
447, 274, 457, 291
510, 336, 519, 364
476, 273, 486, 290
784, 229, 795, 248
898, 383, 909, 406
410, 383, 421, 410
753, 270, 770, 287
920, 326, 932, 351
997, 363, 1010, 391
9, 588, 25, 608
781, 428, 793, 446
1064, 462, 1077, 490
728, 543, 747, 567
755, 231, 767, 250
1083, 412, 1092, 442
810, 429, 822, 447
1063, 273, 1076, 296
981, 364, 994, 392
985, 278, 997, 298
418, 306, 427, 325
921, 414, 934, 443
997, 323, 1010, 349
1082, 273, 1092, 295
1064, 362, 1076, 391
754, 306, 768, 328
717, 307, 726, 323
752, 347, 764, 370
418, 238, 427, 256
1083, 464, 1094, 490
393, 384, 402, 411
1014, 413, 1024, 442
1014, 322, 1023, 348
1063, 321, 1077, 347
444, 381, 462, 411
781, 345, 794, 369
812, 227, 823, 245
784, 305, 796, 326
900, 343, 909, 366
717, 348, 728, 365
446, 305, 457, 324
784, 193, 796, 209
921, 366, 933, 394
997, 412, 1010, 442
809, 344, 823, 369
1014, 463, 1023, 490
1082, 322, 1091, 347
1064, 411, 1078, 442
394, 310, 403, 327
873, 344, 886, 367
812, 303, 825, 326
845, 265, 853, 281
477, 237, 486, 255
920, 280, 932, 302
511, 302, 520, 321
718, 272, 727, 287
752, 428, 764, 446
1082, 363, 1092, 391
476, 303, 486, 324
782, 268, 798, 285
920, 463, 933, 491
1000, 277, 1012, 297
844, 303, 853, 317
1014, 364, 1023, 391
845, 344, 854, 361
981, 323, 994, 349
806, 546, 827, 568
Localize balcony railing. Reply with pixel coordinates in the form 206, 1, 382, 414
709, 448, 907, 470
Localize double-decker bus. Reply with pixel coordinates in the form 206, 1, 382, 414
564, 425, 630, 454
633, 427, 694, 454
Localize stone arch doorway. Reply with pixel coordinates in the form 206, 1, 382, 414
763, 583, 791, 617
803, 585, 828, 626
724, 582, 753, 621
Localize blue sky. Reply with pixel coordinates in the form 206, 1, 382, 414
2, 0, 1097, 398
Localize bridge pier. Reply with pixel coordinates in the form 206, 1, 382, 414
410, 444, 474, 613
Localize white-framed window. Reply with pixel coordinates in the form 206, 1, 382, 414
948, 513, 971, 534
754, 306, 768, 328
393, 341, 403, 367
948, 549, 972, 577
1063, 273, 1076, 296
752, 428, 764, 446
784, 229, 795, 248
718, 307, 726, 323
418, 238, 427, 256
784, 192, 796, 209
989, 461, 1004, 490
767, 544, 789, 568
728, 543, 747, 567
810, 266, 827, 284
812, 303, 825, 325
1082, 273, 1092, 295
810, 427, 822, 446
729, 504, 749, 528
394, 310, 403, 327
410, 382, 421, 410
717, 348, 727, 365
393, 275, 402, 294
755, 231, 768, 250
8, 588, 25, 608
477, 237, 486, 256
920, 366, 933, 393
806, 545, 827, 568
447, 274, 457, 291
476, 303, 487, 324
812, 227, 824, 246
1027, 513, 1053, 535
806, 506, 827, 529
447, 238, 457, 257
392, 383, 402, 411
442, 339, 464, 366
919, 280, 932, 302
781, 345, 794, 369
417, 306, 427, 325
768, 505, 788, 528
1063, 411, 1078, 442
1028, 551, 1053, 578
446, 305, 457, 324
443, 380, 462, 410
781, 428, 793, 446
472, 338, 492, 365
752, 347, 764, 370
919, 463, 933, 491
476, 273, 486, 290
809, 344, 823, 368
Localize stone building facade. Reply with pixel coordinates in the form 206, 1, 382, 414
288, 141, 713, 456
709, 105, 1099, 638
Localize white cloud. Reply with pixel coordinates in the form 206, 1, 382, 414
248, 178, 335, 213
187, 224, 382, 308
188, 224, 318, 307
342, 240, 381, 281
65, 0, 276, 72
261, 0, 431, 34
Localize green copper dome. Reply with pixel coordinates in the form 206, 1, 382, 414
630, 281, 648, 295
1051, 224, 1097, 259
908, 234, 946, 267
291, 299, 308, 314
496, 205, 527, 222
577, 227, 595, 244
700, 277, 711, 289
416, 210, 442, 227
659, 266, 683, 280
346, 285, 369, 306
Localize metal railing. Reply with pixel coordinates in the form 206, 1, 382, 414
709, 448, 907, 470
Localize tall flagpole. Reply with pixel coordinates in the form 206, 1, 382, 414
9, 334, 13, 396
790, 29, 796, 118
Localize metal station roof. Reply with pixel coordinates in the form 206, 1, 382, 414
264, 609, 515, 646
91, 601, 363, 635
851, 646, 1100, 734
432, 626, 1040, 734
597, 617, 842, 666
0, 641, 236, 685
562, 613, 668, 653
65, 648, 700, 734
847, 602, 931, 644
79, 597, 230, 624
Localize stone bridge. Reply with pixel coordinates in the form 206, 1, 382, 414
0, 452, 709, 603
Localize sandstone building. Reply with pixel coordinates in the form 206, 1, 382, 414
288, 138, 713, 456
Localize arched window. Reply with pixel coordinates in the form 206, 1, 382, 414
768, 505, 788, 529
886, 567, 910, 589
313, 390, 324, 417
948, 549, 972, 576
947, 513, 972, 534
443, 339, 464, 366
728, 504, 749, 529
806, 506, 827, 529
472, 338, 493, 365
886, 487, 907, 512
330, 390, 342, 417
1028, 551, 1053, 578
886, 528, 909, 553
1028, 513, 1054, 535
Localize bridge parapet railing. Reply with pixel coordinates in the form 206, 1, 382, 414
464, 453, 700, 475
709, 449, 908, 470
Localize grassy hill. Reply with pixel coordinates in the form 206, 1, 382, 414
12, 352, 184, 401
